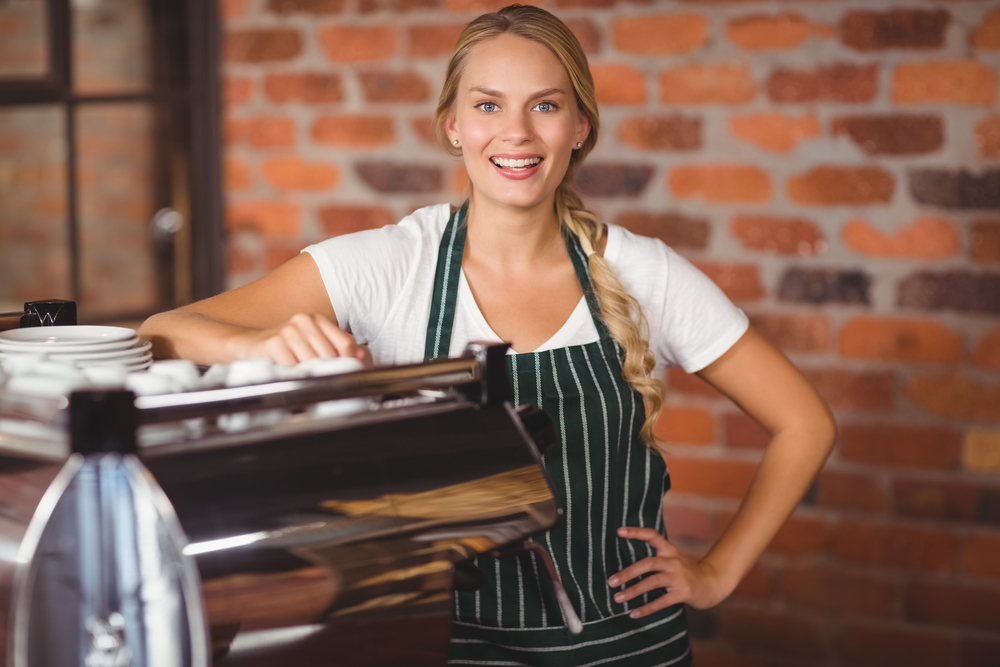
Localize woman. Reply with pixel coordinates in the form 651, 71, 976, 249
140, 5, 835, 665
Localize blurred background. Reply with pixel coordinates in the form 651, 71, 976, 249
1, 0, 999, 664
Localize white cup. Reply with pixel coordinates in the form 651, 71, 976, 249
225, 358, 276, 387
149, 359, 200, 391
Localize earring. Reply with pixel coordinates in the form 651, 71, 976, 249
576, 142, 583, 148
453, 139, 460, 146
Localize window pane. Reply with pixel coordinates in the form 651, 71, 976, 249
73, 0, 152, 95
77, 103, 159, 316
0, 106, 69, 313
0, 0, 49, 80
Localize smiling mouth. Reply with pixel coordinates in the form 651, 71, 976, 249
490, 157, 543, 170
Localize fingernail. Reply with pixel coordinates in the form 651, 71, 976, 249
609, 576, 619, 586
614, 593, 624, 602
630, 611, 641, 619
617, 528, 627, 536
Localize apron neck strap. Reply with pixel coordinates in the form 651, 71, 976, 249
423, 203, 610, 360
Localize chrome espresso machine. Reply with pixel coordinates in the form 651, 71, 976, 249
0, 320, 572, 667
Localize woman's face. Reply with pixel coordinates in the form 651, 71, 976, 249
446, 33, 591, 215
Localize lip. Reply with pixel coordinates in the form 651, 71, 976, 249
489, 153, 544, 180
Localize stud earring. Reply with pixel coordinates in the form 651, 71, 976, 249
453, 139, 460, 146
576, 142, 583, 148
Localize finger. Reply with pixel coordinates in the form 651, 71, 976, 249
613, 572, 672, 604
609, 556, 674, 587
279, 325, 323, 363
628, 590, 686, 620
617, 527, 674, 555
261, 335, 299, 366
314, 316, 362, 358
290, 315, 337, 359
356, 344, 374, 367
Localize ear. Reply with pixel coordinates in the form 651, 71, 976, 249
445, 112, 458, 144
576, 111, 592, 147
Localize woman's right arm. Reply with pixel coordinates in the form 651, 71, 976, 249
138, 253, 369, 366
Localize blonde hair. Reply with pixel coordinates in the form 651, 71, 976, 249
434, 4, 665, 448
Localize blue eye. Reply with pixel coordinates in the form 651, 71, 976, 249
535, 102, 556, 112
479, 102, 498, 113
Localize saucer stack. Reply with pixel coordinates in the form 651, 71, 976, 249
0, 325, 152, 372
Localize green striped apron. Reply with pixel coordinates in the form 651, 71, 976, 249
425, 205, 692, 667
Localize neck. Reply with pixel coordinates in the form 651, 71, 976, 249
464, 192, 563, 266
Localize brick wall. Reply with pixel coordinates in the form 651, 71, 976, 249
220, 1, 1000, 664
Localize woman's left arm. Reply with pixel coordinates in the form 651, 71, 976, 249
609, 326, 836, 615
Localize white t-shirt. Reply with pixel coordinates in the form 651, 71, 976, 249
304, 203, 748, 373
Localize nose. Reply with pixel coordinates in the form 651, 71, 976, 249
500, 108, 533, 144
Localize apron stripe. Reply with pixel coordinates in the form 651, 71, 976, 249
581, 345, 614, 615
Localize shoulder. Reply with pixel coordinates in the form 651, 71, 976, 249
603, 223, 676, 282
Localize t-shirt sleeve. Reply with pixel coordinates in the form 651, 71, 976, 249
302, 221, 423, 345
610, 227, 749, 373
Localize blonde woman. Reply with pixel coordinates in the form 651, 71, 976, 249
140, 5, 835, 664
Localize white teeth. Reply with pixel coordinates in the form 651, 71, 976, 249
492, 157, 541, 169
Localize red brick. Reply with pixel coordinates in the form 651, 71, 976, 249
783, 565, 897, 617
727, 13, 830, 51
973, 327, 1000, 370
906, 374, 1000, 421
906, 580, 1000, 630
591, 64, 645, 105
715, 605, 825, 659
446, 0, 541, 10
817, 469, 887, 513
839, 423, 961, 470
409, 116, 437, 146
748, 312, 828, 352
839, 624, 955, 667
261, 157, 340, 191
616, 115, 701, 151
654, 405, 715, 445
316, 205, 395, 237
892, 60, 996, 105
686, 646, 766, 667
612, 14, 708, 55
662, 504, 716, 543
659, 64, 756, 104
223, 77, 254, 106
224, 157, 251, 192
833, 114, 944, 156
730, 214, 824, 256
732, 563, 772, 599
666, 457, 758, 499
765, 515, 831, 556
976, 117, 1000, 158
839, 316, 962, 363
788, 166, 894, 205
264, 72, 344, 104
360, 71, 430, 103
729, 112, 819, 153
724, 412, 769, 450
837, 522, 957, 573
227, 201, 301, 238
358, 0, 437, 12
311, 115, 395, 147
264, 242, 302, 272
319, 25, 396, 62
963, 637, 1000, 667
220, 0, 252, 19
894, 478, 981, 522
768, 63, 878, 103
972, 220, 1000, 263
691, 262, 765, 302
843, 217, 958, 260
356, 162, 442, 193
841, 9, 950, 51
972, 7, 1000, 50
227, 116, 296, 148
669, 165, 771, 204
565, 18, 600, 55
966, 532, 1000, 578
614, 211, 710, 250
267, 0, 344, 12
666, 368, 721, 398
408, 23, 466, 58
226, 28, 302, 62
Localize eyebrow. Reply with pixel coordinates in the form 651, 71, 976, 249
468, 86, 567, 98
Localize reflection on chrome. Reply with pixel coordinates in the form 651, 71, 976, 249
183, 532, 269, 556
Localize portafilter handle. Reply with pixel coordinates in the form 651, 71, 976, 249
491, 540, 583, 635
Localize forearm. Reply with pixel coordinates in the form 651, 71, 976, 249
699, 418, 835, 601
138, 308, 254, 365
